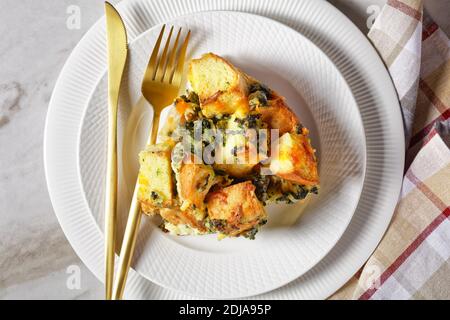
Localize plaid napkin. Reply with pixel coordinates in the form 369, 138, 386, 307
331, 0, 450, 300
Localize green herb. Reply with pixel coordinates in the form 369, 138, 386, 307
248, 82, 272, 98
248, 91, 268, 108
291, 186, 309, 200
151, 191, 159, 200
251, 174, 270, 203
181, 91, 200, 106
187, 91, 200, 105
243, 227, 259, 240
294, 123, 304, 135
234, 114, 261, 129
209, 219, 227, 232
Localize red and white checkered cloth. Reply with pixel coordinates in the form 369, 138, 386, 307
331, 0, 450, 300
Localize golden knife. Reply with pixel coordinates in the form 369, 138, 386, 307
104, 1, 128, 300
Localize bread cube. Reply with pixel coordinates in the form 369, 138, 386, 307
259, 97, 299, 135
269, 132, 319, 186
178, 162, 216, 211
188, 53, 249, 117
138, 142, 174, 214
206, 181, 267, 236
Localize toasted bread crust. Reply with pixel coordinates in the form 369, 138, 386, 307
179, 162, 216, 210
159, 207, 207, 233
206, 181, 266, 235
270, 132, 319, 185
259, 97, 299, 136
188, 53, 249, 117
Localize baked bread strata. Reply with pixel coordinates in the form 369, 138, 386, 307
137, 53, 319, 239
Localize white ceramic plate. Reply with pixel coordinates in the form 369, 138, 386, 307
44, 0, 404, 300
78, 11, 365, 298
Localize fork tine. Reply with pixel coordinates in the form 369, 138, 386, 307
162, 28, 181, 83
155, 26, 174, 81
142, 25, 165, 88
170, 30, 191, 86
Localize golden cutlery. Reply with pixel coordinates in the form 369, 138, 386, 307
104, 1, 128, 300
112, 25, 190, 300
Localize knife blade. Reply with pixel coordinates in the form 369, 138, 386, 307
104, 1, 127, 300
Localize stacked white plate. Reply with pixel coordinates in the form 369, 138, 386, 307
44, 0, 404, 299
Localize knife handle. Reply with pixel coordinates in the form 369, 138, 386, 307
105, 99, 118, 300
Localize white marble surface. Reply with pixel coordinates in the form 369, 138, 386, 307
1, 0, 449, 300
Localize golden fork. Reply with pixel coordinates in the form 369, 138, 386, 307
112, 25, 190, 300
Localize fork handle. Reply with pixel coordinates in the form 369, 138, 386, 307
112, 112, 161, 300
150, 113, 160, 145
111, 183, 142, 300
